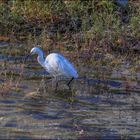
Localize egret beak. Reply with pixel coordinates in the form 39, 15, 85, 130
25, 53, 31, 62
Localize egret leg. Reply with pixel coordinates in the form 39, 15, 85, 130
54, 77, 58, 92
67, 77, 74, 90
55, 81, 58, 91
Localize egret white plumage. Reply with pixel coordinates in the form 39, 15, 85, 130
26, 47, 78, 89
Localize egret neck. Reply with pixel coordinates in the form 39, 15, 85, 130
37, 49, 45, 67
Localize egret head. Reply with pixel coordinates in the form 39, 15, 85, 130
25, 47, 44, 62
30, 47, 42, 55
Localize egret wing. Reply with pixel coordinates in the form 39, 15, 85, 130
45, 53, 78, 78
57, 55, 78, 78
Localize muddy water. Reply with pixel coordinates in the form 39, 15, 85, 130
0, 42, 140, 139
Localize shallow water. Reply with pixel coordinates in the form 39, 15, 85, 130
0, 42, 140, 139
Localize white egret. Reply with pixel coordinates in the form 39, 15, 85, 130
26, 47, 78, 90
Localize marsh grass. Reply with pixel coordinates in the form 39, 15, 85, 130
0, 0, 139, 54
0, 59, 25, 96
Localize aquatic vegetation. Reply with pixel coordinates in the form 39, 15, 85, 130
0, 59, 25, 96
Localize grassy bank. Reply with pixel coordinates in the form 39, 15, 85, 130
0, 0, 140, 55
